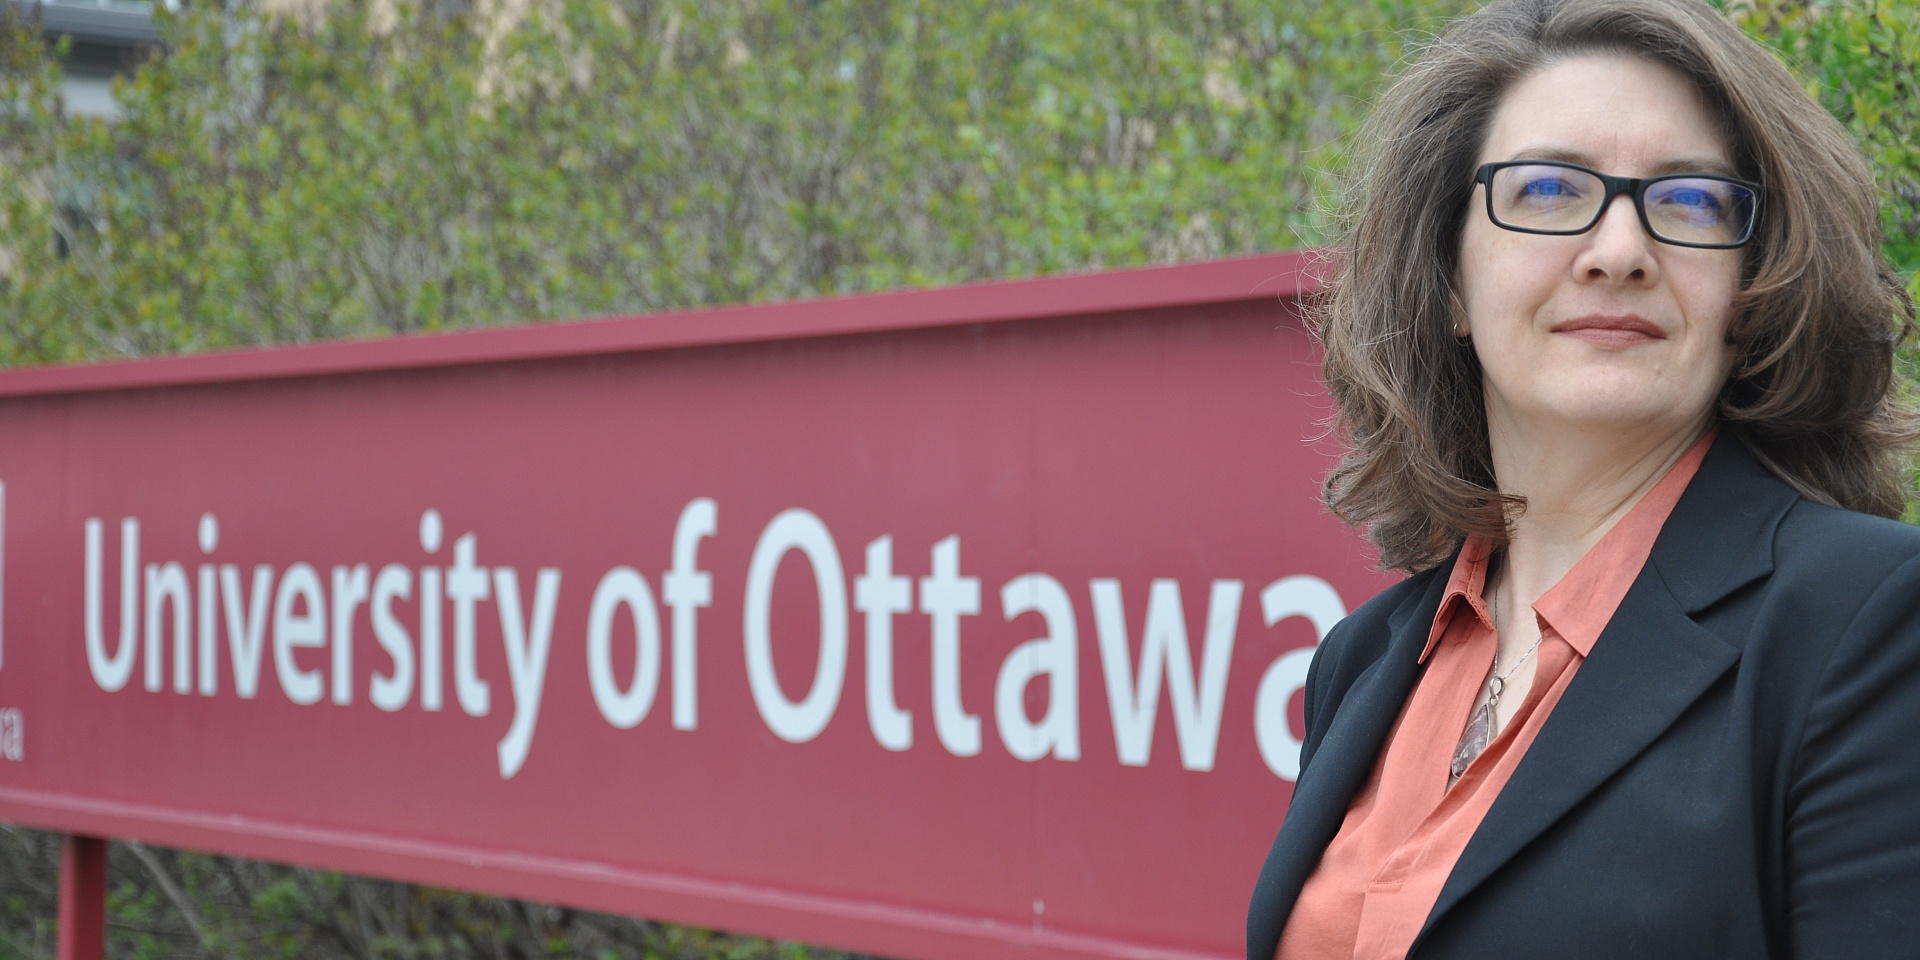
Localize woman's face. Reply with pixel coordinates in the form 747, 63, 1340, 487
1459, 55, 1743, 444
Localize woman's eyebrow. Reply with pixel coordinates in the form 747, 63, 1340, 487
1647, 156, 1742, 178
1502, 146, 1741, 179
1504, 146, 1595, 167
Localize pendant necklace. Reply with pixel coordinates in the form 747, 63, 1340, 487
1449, 568, 1545, 781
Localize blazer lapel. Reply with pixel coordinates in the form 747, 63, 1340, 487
1414, 435, 1796, 945
1248, 566, 1446, 958
1416, 570, 1739, 940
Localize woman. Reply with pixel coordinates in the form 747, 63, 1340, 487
1244, 0, 1920, 957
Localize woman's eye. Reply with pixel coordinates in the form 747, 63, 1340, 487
1519, 178, 1579, 198
1659, 188, 1721, 211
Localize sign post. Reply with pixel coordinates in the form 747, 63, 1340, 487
0, 251, 1387, 960
58, 834, 106, 960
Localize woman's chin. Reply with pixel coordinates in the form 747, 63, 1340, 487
1509, 391, 1708, 437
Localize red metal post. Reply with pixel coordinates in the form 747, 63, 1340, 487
57, 835, 106, 960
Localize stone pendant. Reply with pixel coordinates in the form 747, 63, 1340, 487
1451, 701, 1494, 780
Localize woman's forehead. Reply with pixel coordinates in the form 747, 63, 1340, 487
1480, 55, 1734, 172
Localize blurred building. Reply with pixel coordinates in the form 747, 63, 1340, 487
19, 0, 164, 119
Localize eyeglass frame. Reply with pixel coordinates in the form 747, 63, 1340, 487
1472, 160, 1764, 249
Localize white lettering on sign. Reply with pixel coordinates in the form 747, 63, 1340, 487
743, 509, 848, 744
587, 567, 661, 730
332, 565, 371, 706
77, 505, 1346, 781
84, 519, 139, 692
220, 562, 273, 699
663, 498, 716, 732
495, 566, 561, 779
145, 560, 192, 694
447, 534, 492, 718
0, 707, 19, 761
419, 511, 445, 712
196, 514, 218, 696
369, 564, 415, 711
855, 535, 914, 752
995, 574, 1079, 762
1090, 579, 1244, 771
273, 563, 327, 706
921, 536, 982, 758
1254, 576, 1348, 781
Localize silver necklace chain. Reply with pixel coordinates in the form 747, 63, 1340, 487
1485, 570, 1544, 710
1451, 563, 1547, 782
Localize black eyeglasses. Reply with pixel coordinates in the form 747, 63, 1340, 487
1474, 160, 1762, 249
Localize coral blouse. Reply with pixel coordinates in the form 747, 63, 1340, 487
1275, 432, 1713, 960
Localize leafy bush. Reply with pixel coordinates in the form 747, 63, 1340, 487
1729, 0, 1919, 296
0, 0, 1467, 363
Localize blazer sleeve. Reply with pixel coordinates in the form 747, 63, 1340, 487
1786, 550, 1920, 957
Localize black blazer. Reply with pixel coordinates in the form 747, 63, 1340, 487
1246, 435, 1920, 959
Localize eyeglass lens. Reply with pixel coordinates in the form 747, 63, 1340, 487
1488, 163, 1756, 246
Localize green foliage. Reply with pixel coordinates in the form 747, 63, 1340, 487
0, 0, 1467, 364
1729, 0, 1920, 295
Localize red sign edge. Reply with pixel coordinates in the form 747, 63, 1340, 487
0, 250, 1324, 399
0, 785, 1239, 960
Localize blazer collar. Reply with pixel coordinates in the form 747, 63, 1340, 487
1413, 433, 1797, 947
1646, 432, 1793, 613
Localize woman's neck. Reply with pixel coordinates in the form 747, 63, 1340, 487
1487, 413, 1710, 608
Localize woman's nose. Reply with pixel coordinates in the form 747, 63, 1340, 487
1577, 194, 1659, 285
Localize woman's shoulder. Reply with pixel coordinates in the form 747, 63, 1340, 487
1772, 498, 1920, 586
1739, 500, 1920, 682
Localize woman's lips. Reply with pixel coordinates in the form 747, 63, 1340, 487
1550, 315, 1667, 346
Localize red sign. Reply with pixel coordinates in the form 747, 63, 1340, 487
0, 252, 1390, 960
